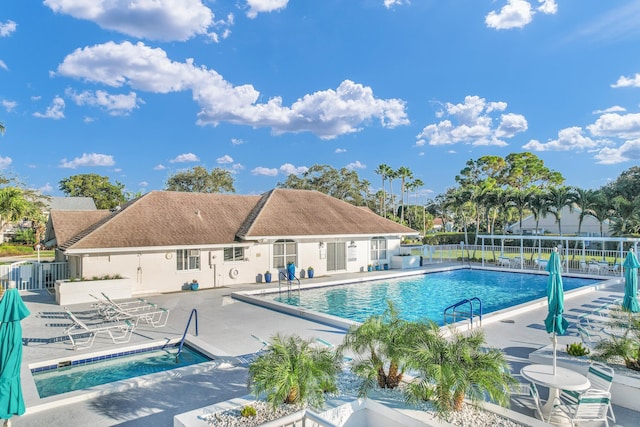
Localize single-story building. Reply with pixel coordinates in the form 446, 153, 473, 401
507, 206, 613, 237
45, 189, 418, 296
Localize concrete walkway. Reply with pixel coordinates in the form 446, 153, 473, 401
8, 266, 640, 426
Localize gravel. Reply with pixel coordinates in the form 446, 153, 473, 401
202, 370, 527, 427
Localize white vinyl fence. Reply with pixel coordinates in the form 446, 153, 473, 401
0, 261, 68, 291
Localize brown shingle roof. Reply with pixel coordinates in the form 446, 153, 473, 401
53, 189, 418, 251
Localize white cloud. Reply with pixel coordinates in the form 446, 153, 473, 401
231, 163, 244, 172
335, 148, 347, 153
416, 95, 527, 147
0, 20, 17, 37
0, 156, 12, 169
153, 164, 166, 170
216, 154, 233, 164
246, 0, 289, 19
346, 160, 366, 170
43, 0, 214, 42
0, 60, 7, 71
537, 0, 557, 15
59, 152, 115, 169
83, 116, 95, 123
485, 0, 533, 30
251, 166, 278, 176
33, 96, 65, 119
39, 183, 54, 193
587, 112, 640, 139
170, 153, 199, 163
611, 73, 640, 88
523, 127, 599, 152
56, 41, 408, 140
66, 89, 141, 115
138, 181, 148, 187
593, 106, 626, 115
231, 138, 244, 145
2, 100, 17, 112
594, 139, 640, 164
280, 163, 308, 175
384, 0, 409, 9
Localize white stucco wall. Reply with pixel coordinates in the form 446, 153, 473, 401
75, 236, 407, 295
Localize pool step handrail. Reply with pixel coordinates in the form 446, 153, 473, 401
443, 297, 482, 328
277, 271, 301, 296
176, 308, 198, 359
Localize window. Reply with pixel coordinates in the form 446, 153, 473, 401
224, 247, 245, 262
273, 239, 297, 269
177, 249, 200, 271
370, 237, 387, 261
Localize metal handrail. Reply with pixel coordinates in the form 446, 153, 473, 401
278, 271, 301, 295
444, 297, 482, 328
176, 308, 198, 359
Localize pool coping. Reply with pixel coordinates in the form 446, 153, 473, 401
231, 265, 620, 334
23, 335, 234, 415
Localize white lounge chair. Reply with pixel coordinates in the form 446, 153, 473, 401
98, 293, 170, 327
64, 309, 135, 350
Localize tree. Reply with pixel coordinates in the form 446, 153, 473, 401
396, 166, 413, 224
339, 301, 419, 394
604, 166, 640, 203
59, 174, 126, 209
503, 152, 564, 191
278, 164, 370, 206
0, 187, 31, 240
0, 122, 5, 135
374, 164, 393, 217
405, 321, 515, 415
545, 186, 575, 236
248, 334, 342, 408
165, 166, 235, 194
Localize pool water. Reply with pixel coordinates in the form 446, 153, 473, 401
271, 269, 598, 324
32, 345, 210, 398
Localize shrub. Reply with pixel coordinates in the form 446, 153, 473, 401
566, 342, 590, 357
240, 405, 257, 417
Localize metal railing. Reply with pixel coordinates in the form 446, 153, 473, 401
278, 271, 301, 296
444, 297, 482, 328
176, 308, 198, 359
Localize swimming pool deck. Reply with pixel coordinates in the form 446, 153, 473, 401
9, 264, 640, 426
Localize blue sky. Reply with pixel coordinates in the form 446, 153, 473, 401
1, 1, 640, 201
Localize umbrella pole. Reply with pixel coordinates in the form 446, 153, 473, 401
552, 333, 557, 375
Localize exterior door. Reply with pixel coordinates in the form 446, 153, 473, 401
326, 242, 346, 271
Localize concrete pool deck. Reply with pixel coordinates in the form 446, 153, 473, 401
8, 264, 640, 426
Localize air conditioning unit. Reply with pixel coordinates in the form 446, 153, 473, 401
189, 249, 200, 257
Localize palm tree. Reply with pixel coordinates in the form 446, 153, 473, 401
248, 334, 342, 409
339, 301, 418, 394
396, 166, 413, 224
545, 186, 575, 236
509, 188, 533, 235
0, 122, 5, 135
387, 168, 398, 219
0, 187, 31, 241
405, 321, 515, 416
374, 164, 392, 217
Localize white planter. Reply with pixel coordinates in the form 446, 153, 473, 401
55, 278, 134, 305
390, 255, 421, 270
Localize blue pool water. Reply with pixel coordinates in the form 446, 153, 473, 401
32, 345, 210, 398
271, 269, 599, 324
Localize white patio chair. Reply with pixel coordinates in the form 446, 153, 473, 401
553, 389, 610, 427
511, 382, 545, 421
586, 362, 616, 422
64, 309, 135, 350
98, 292, 170, 327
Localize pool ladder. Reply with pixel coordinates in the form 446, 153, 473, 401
443, 297, 482, 329
176, 308, 198, 359
278, 271, 301, 296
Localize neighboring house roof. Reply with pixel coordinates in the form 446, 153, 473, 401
50, 189, 418, 252
48, 196, 97, 211
46, 210, 112, 248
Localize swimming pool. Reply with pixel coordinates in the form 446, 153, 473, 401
268, 269, 599, 324
32, 344, 210, 398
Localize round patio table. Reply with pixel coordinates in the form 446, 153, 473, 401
521, 364, 590, 424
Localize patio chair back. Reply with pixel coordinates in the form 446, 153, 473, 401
588, 362, 614, 392
571, 390, 610, 426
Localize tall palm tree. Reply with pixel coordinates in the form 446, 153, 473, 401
248, 334, 342, 409
405, 321, 515, 416
396, 166, 413, 223
509, 188, 533, 235
571, 187, 601, 251
410, 178, 424, 232
339, 301, 418, 394
0, 187, 30, 241
374, 164, 392, 217
387, 168, 399, 219
545, 186, 575, 236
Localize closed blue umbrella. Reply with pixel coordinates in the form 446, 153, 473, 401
0, 287, 31, 423
544, 249, 568, 374
622, 249, 640, 313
